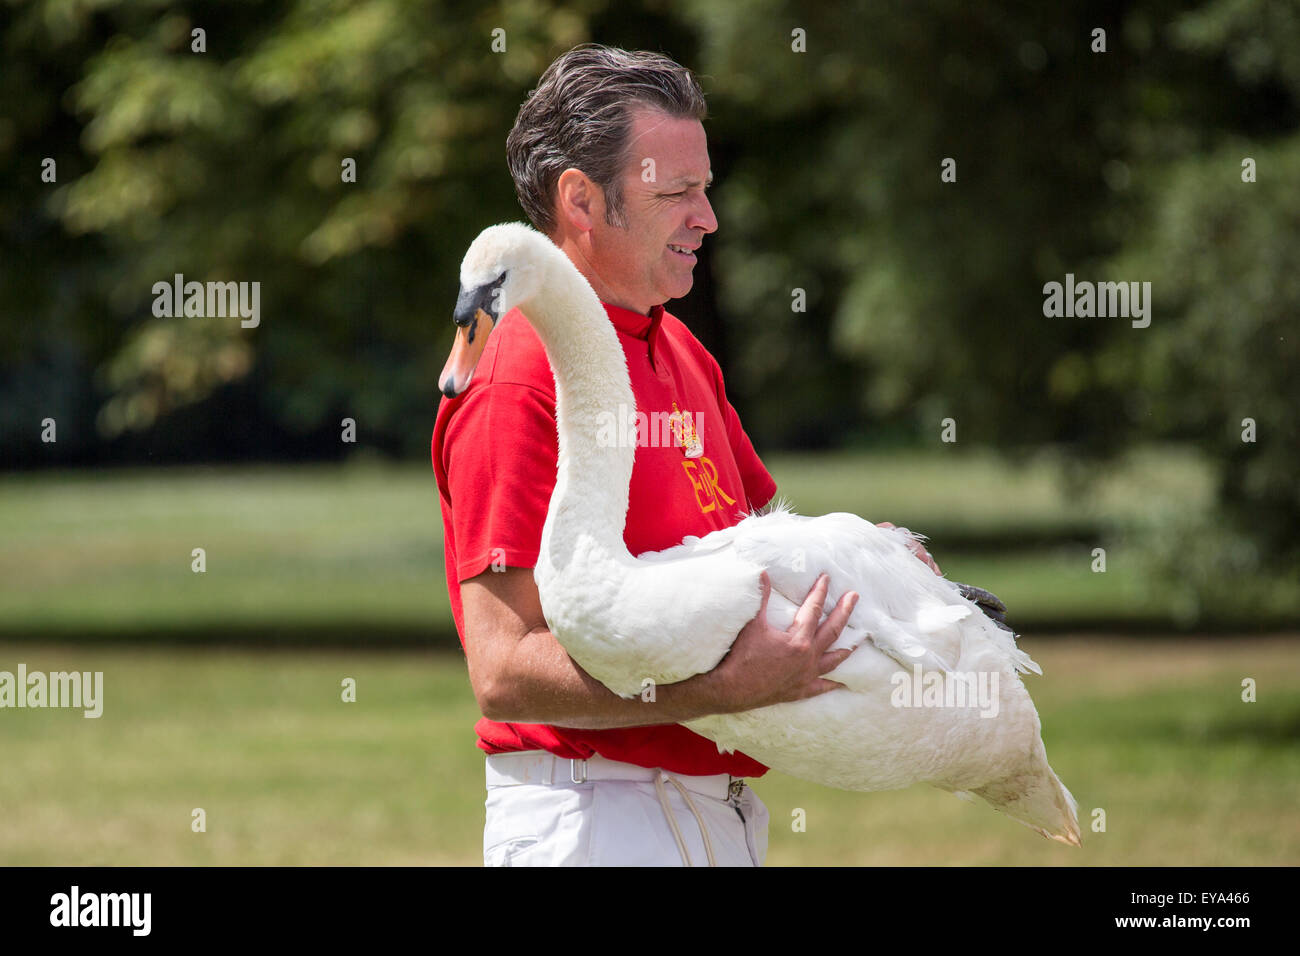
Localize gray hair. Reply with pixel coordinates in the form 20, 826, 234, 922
506, 44, 707, 235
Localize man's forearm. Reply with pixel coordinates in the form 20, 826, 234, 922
481, 625, 738, 729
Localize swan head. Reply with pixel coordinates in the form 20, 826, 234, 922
439, 222, 556, 398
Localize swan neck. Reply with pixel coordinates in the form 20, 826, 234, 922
522, 255, 637, 555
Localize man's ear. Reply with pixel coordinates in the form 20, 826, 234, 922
555, 168, 603, 232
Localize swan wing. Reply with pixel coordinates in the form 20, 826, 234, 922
637, 505, 1037, 680
731, 506, 1042, 678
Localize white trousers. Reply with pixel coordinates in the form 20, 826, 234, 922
483, 752, 770, 867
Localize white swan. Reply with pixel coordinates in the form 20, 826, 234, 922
440, 222, 1080, 846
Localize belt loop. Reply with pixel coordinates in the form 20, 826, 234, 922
543, 754, 554, 786
570, 758, 588, 784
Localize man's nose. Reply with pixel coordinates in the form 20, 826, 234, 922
687, 191, 718, 235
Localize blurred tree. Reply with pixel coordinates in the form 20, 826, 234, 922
1102, 0, 1300, 614
5, 0, 608, 463
2, 0, 1296, 610
680, 0, 1294, 455
676, 0, 1299, 617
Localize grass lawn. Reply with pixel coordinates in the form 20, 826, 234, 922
2, 450, 1294, 864
1, 636, 1296, 865
0, 447, 1229, 640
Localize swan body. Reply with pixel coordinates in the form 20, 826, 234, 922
441, 222, 1080, 846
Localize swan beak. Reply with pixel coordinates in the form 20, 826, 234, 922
440, 272, 507, 398
438, 307, 492, 399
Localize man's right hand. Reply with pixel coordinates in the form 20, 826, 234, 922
706, 572, 858, 713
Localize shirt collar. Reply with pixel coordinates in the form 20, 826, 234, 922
603, 301, 666, 364
602, 301, 664, 340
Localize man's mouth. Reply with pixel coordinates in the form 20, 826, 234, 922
668, 243, 697, 261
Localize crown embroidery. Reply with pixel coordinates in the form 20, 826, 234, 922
669, 401, 703, 458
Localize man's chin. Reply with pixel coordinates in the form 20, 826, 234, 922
661, 276, 694, 304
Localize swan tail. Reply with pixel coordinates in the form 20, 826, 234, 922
981, 619, 1042, 676
949, 580, 1042, 676
1007, 642, 1043, 677
967, 605, 1042, 676
973, 765, 1081, 848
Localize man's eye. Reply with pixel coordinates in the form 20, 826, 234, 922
664, 191, 686, 199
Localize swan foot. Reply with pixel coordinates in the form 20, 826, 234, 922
953, 581, 1015, 634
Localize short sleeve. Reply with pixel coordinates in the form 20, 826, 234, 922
440, 381, 559, 581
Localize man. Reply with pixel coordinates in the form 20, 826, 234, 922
432, 44, 936, 866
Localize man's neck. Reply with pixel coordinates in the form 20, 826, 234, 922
553, 234, 656, 316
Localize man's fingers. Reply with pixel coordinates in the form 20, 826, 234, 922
793, 572, 830, 632
813, 590, 858, 653
807, 677, 847, 697
818, 646, 854, 674
755, 570, 772, 620
907, 540, 942, 575
882, 519, 943, 576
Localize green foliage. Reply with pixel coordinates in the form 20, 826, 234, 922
2, 0, 1296, 597
675, 0, 1300, 611
1099, 1, 1300, 602
687, 0, 1144, 449
7, 0, 601, 456
682, 0, 1298, 459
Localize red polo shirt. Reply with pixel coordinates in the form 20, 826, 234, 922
432, 301, 777, 777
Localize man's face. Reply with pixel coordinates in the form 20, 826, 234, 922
583, 107, 718, 313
